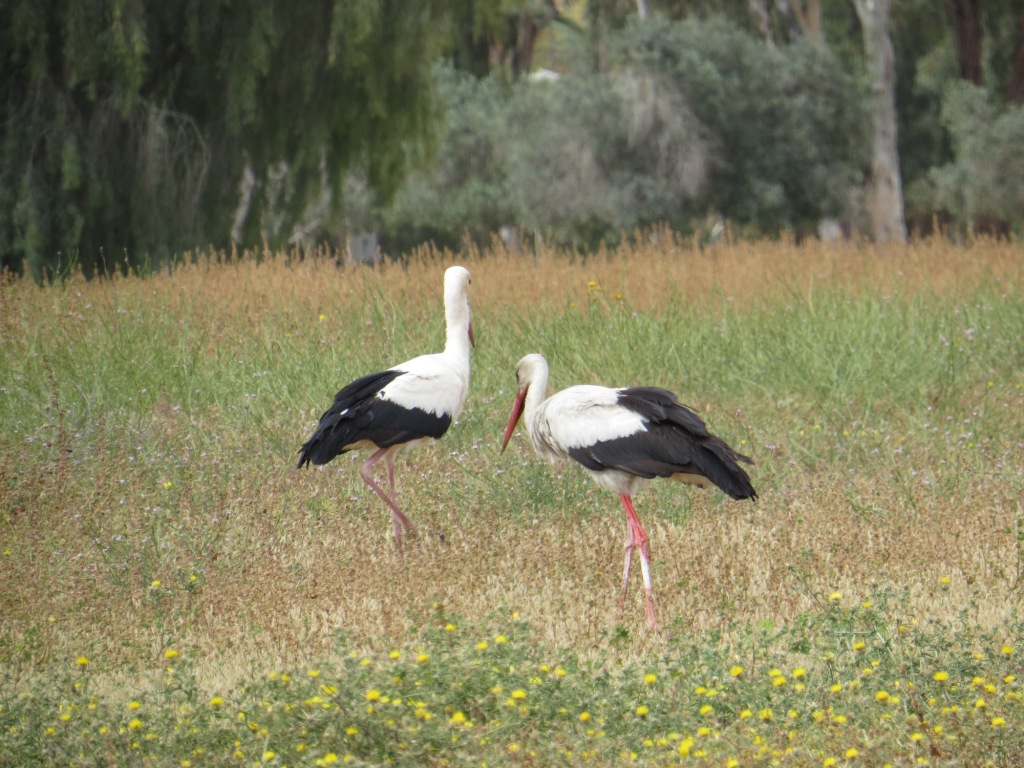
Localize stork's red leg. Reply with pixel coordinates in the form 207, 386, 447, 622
621, 516, 635, 602
620, 494, 656, 629
383, 449, 417, 542
360, 446, 416, 551
386, 455, 397, 499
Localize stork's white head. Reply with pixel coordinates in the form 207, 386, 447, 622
513, 353, 548, 391
501, 353, 549, 452
444, 265, 471, 294
443, 266, 474, 348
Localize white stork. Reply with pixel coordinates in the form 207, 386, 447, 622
297, 266, 473, 551
500, 353, 756, 628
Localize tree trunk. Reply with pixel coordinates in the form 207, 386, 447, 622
1010, 9, 1024, 103
786, 0, 824, 46
748, 0, 775, 44
507, 2, 561, 81
510, 10, 540, 80
944, 0, 984, 85
852, 0, 907, 244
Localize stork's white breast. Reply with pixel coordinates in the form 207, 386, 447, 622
533, 385, 646, 456
379, 353, 469, 419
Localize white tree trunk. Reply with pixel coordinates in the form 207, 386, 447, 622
852, 0, 907, 243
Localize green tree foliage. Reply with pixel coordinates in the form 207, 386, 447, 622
922, 82, 1024, 230
890, 2, 954, 194
0, 0, 450, 280
381, 18, 868, 250
616, 17, 868, 236
504, 73, 637, 244
380, 66, 514, 253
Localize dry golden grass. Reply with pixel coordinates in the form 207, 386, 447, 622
1, 234, 1022, 690
17, 230, 1021, 323
11, 463, 1015, 692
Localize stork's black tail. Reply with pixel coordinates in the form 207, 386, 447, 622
296, 369, 403, 468
696, 436, 757, 500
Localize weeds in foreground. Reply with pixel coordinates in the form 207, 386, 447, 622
2, 592, 1020, 767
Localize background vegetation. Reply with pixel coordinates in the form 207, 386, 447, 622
1, 237, 1022, 764
3, 1, 1024, 280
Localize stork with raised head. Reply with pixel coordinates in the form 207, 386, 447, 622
500, 353, 756, 628
297, 266, 474, 551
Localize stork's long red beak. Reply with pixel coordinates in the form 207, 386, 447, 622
468, 320, 476, 349
500, 388, 527, 453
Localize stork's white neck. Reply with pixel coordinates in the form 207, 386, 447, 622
521, 357, 551, 445
438, 267, 471, 363
443, 297, 472, 364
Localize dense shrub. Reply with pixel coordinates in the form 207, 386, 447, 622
379, 16, 869, 252
915, 82, 1024, 233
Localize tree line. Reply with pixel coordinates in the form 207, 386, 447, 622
2, 0, 1022, 280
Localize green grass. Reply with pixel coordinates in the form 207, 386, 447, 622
1, 242, 1023, 765
3, 595, 1021, 766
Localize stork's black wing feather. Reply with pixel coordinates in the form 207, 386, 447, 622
566, 387, 756, 500
298, 369, 455, 468
617, 387, 710, 437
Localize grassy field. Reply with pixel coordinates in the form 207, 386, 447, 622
1, 234, 1023, 765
